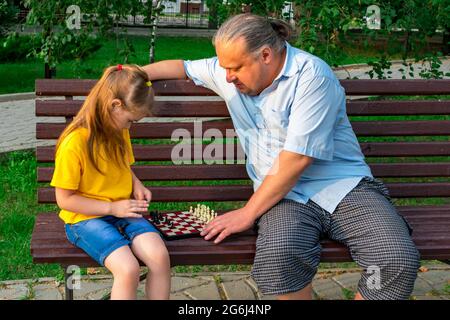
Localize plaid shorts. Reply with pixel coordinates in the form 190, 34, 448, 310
251, 177, 420, 299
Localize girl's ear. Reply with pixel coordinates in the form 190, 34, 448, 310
111, 98, 122, 112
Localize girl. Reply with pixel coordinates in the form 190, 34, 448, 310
51, 64, 171, 300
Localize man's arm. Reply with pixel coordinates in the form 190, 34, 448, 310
142, 60, 187, 80
201, 150, 313, 244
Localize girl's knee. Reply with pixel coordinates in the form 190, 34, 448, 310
111, 257, 141, 280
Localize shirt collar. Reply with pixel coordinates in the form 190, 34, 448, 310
274, 42, 298, 81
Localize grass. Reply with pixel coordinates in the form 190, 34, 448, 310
0, 35, 217, 95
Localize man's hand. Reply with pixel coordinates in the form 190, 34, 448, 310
200, 207, 256, 244
110, 199, 149, 219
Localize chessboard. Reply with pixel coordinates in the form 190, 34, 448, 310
146, 209, 211, 240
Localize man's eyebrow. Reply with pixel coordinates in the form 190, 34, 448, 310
220, 63, 242, 70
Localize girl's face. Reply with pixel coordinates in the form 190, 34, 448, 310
111, 100, 148, 130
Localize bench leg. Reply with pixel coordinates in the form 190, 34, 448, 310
64, 266, 75, 301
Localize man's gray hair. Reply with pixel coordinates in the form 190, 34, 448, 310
213, 13, 292, 55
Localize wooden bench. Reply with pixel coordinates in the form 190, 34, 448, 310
31, 78, 450, 300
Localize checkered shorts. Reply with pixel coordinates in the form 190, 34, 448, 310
251, 177, 420, 299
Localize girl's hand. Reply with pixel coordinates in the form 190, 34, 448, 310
110, 199, 149, 218
133, 179, 152, 202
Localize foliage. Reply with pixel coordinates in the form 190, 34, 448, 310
212, 0, 449, 79
0, 0, 19, 37
0, 33, 40, 62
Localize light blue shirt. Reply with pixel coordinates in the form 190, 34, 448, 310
184, 42, 373, 213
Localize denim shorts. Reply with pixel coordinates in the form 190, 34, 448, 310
65, 215, 159, 266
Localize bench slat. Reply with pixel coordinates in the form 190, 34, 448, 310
36, 99, 450, 117
35, 79, 450, 96
37, 182, 450, 203
36, 120, 450, 139
37, 163, 450, 182
36, 142, 450, 162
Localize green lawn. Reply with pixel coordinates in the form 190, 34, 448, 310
0, 35, 217, 95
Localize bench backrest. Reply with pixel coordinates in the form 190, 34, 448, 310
35, 79, 450, 212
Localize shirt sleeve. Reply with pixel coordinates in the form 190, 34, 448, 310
50, 142, 82, 190
184, 57, 222, 94
283, 76, 344, 161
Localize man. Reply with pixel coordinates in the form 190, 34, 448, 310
142, 13, 420, 300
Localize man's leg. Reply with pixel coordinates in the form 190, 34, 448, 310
328, 178, 420, 300
250, 199, 325, 300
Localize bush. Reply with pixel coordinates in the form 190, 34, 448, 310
0, 33, 40, 62
0, 0, 19, 37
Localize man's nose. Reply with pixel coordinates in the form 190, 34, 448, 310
226, 69, 236, 83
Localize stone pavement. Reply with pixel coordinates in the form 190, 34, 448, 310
0, 263, 448, 300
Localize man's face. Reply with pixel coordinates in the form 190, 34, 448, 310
216, 37, 269, 96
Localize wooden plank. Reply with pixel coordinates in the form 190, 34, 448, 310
340, 79, 450, 95
36, 100, 231, 117
36, 141, 450, 162
37, 182, 450, 203
37, 144, 246, 162
360, 142, 450, 157
346, 100, 450, 115
36, 79, 216, 97
37, 162, 450, 182
36, 120, 450, 139
38, 185, 254, 203
36, 99, 450, 117
35, 79, 450, 97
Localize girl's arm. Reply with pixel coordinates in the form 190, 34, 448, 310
55, 187, 148, 218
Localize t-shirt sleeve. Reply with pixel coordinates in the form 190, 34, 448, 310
183, 57, 222, 94
283, 76, 344, 161
50, 138, 82, 190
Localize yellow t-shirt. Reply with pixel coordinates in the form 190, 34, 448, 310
50, 128, 135, 224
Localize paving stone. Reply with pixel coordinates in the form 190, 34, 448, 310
220, 280, 256, 300
418, 271, 450, 291
170, 276, 211, 293
331, 273, 361, 292
0, 283, 30, 300
184, 282, 222, 300
411, 295, 444, 300
218, 273, 251, 282
312, 278, 346, 300
73, 279, 112, 300
170, 292, 193, 300
411, 277, 435, 296
32, 280, 63, 300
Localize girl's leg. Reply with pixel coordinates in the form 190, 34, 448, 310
104, 245, 141, 300
131, 232, 171, 300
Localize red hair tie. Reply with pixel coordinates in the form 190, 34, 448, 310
117, 64, 123, 71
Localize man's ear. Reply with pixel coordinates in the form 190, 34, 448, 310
261, 47, 272, 64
